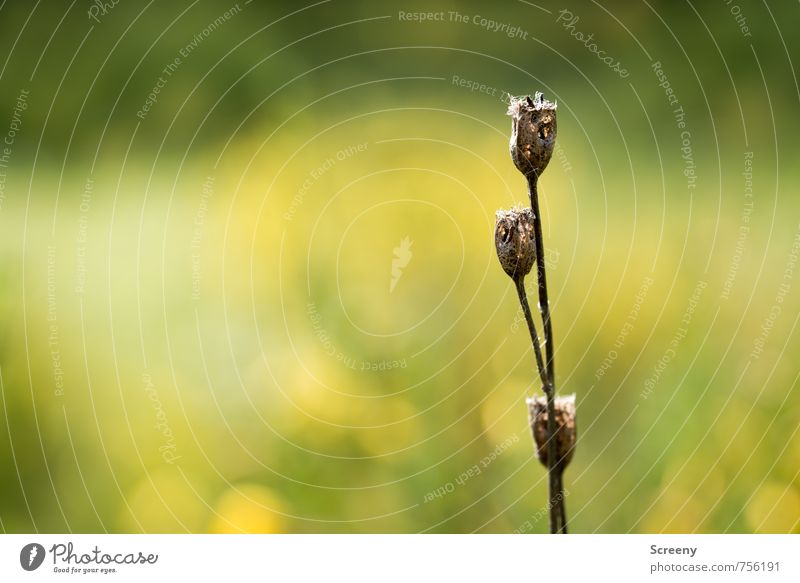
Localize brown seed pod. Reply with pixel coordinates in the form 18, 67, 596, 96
508, 93, 557, 179
527, 393, 576, 471
495, 206, 536, 280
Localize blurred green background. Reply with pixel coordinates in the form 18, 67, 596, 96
0, 0, 798, 533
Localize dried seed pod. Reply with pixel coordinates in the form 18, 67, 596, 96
495, 206, 536, 280
527, 393, 576, 471
508, 93, 557, 179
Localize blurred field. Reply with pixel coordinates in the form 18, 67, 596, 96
0, 0, 798, 533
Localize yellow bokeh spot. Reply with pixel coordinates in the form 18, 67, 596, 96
641, 486, 708, 533
787, 436, 800, 490
480, 380, 528, 449
357, 399, 422, 457
746, 482, 800, 533
660, 455, 726, 506
209, 484, 286, 533
119, 468, 209, 533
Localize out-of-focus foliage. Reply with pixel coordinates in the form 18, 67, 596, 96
0, 0, 797, 533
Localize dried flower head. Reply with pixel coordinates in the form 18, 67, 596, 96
495, 206, 536, 280
508, 92, 557, 179
527, 393, 576, 471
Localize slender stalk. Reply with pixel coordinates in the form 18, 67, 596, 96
527, 176, 555, 386
514, 277, 548, 390
528, 174, 567, 533
515, 276, 561, 533
544, 387, 562, 533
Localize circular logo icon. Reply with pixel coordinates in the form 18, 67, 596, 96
20, 543, 46, 571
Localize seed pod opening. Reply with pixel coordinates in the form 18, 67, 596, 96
495, 206, 536, 280
508, 92, 557, 179
527, 393, 576, 471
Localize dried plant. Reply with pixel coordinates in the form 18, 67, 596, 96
496, 92, 574, 533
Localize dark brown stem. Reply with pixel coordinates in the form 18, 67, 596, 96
528, 174, 567, 533
527, 176, 555, 389
514, 277, 549, 390
544, 386, 561, 533
515, 277, 560, 533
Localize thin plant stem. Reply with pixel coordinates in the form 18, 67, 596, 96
528, 174, 567, 533
527, 176, 555, 387
514, 277, 549, 390
515, 276, 561, 533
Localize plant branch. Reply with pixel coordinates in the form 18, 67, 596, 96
527, 176, 555, 387
528, 174, 567, 533
515, 276, 561, 533
514, 277, 549, 391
